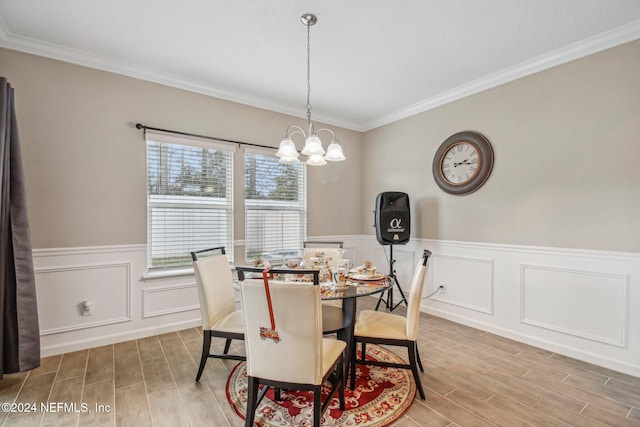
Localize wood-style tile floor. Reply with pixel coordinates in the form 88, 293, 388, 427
1, 297, 639, 427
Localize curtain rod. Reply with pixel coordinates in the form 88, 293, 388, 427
135, 123, 277, 151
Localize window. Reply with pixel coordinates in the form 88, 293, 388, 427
244, 148, 307, 262
145, 131, 234, 269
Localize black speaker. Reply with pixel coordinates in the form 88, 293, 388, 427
374, 192, 410, 245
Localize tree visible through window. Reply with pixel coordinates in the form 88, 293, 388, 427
244, 150, 306, 262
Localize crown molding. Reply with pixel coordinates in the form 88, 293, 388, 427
2, 17, 639, 133
362, 19, 640, 131
0, 14, 7, 40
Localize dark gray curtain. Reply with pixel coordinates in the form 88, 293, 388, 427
0, 77, 40, 378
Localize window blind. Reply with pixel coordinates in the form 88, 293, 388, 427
146, 130, 234, 269
244, 148, 307, 262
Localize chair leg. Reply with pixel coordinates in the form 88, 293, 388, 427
408, 341, 425, 400
338, 363, 345, 411
349, 341, 358, 390
274, 388, 281, 402
360, 342, 367, 362
223, 338, 232, 354
416, 345, 424, 372
245, 377, 259, 427
195, 331, 211, 382
313, 385, 322, 426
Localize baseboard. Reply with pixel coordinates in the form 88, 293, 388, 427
40, 318, 201, 357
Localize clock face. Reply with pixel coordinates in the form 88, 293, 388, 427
432, 131, 494, 195
440, 142, 481, 185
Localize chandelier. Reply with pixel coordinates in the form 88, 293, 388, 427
275, 13, 346, 166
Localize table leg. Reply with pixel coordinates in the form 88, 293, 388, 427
337, 298, 356, 383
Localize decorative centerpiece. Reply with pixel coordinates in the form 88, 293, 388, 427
359, 259, 377, 276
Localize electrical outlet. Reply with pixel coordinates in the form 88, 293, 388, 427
81, 300, 94, 316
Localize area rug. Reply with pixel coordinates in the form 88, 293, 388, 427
226, 344, 416, 427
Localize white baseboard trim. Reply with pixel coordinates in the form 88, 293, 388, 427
40, 318, 202, 357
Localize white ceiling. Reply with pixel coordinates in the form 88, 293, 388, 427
1, 1, 640, 131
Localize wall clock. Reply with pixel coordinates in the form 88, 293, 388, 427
432, 131, 494, 195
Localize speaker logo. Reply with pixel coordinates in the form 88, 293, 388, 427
387, 218, 405, 232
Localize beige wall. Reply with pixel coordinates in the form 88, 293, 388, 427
362, 40, 640, 253
2, 38, 639, 257
0, 48, 363, 261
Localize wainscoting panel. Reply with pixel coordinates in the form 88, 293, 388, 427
520, 264, 628, 347
431, 254, 494, 314
33, 245, 202, 356
35, 262, 131, 335
360, 237, 640, 377
142, 282, 200, 318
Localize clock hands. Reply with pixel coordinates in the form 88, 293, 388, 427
454, 159, 472, 167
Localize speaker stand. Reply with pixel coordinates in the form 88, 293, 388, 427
375, 245, 408, 312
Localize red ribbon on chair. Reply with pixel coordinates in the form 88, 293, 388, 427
259, 267, 280, 342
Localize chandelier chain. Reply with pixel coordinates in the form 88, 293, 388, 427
306, 23, 312, 118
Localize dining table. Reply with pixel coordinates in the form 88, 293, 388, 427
234, 265, 390, 379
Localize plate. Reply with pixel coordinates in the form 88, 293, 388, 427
348, 273, 386, 281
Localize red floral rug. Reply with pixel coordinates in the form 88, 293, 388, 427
226, 344, 416, 426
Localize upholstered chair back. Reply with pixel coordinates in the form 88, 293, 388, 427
240, 279, 324, 385
193, 254, 236, 330
405, 257, 429, 341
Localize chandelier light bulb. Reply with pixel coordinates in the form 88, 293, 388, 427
324, 141, 346, 161
301, 134, 325, 156
279, 155, 301, 164
275, 138, 299, 158
306, 153, 327, 166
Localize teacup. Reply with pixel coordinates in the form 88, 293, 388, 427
363, 266, 377, 276
333, 266, 348, 286
286, 258, 300, 269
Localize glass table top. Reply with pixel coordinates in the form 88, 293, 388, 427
235, 268, 389, 300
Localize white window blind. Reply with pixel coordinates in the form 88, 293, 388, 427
146, 130, 234, 269
244, 148, 307, 262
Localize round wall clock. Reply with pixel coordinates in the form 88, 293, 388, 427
432, 131, 494, 195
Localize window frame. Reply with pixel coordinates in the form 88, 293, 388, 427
145, 130, 235, 271
243, 147, 307, 263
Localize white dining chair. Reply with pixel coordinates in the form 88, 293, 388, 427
302, 240, 344, 268
191, 247, 245, 382
349, 249, 432, 400
238, 270, 345, 427
303, 241, 345, 309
